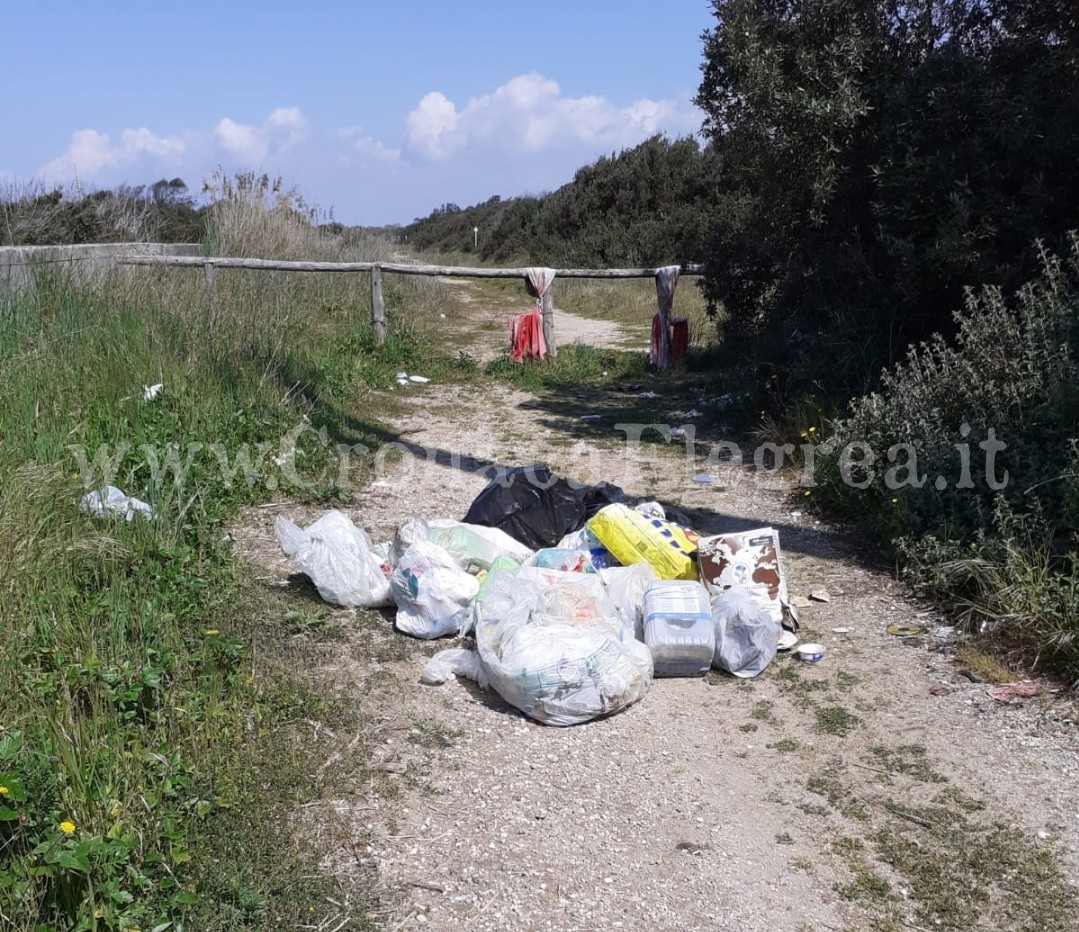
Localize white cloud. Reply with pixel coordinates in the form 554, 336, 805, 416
404, 73, 699, 162
214, 107, 308, 163
40, 127, 185, 181
337, 126, 401, 163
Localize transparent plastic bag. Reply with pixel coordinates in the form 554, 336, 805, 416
711, 587, 780, 678
474, 570, 653, 726
599, 563, 657, 639
421, 648, 488, 686
391, 540, 480, 639
275, 511, 392, 608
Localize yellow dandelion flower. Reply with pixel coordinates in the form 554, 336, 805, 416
109, 802, 122, 818
204, 629, 220, 637
891, 497, 898, 504
808, 426, 817, 434
803, 490, 812, 497
59, 820, 76, 835
0, 785, 8, 796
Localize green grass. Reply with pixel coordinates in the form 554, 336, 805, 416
0, 262, 461, 930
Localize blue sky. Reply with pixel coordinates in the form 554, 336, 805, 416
3, 1, 714, 225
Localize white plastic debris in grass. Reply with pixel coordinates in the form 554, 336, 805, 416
80, 486, 154, 522
143, 383, 163, 401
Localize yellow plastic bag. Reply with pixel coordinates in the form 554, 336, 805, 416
587, 504, 698, 580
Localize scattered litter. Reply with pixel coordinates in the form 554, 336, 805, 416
409, 375, 430, 383
832, 626, 851, 635
667, 408, 703, 419
809, 588, 831, 603
790, 595, 812, 609
143, 383, 163, 401
580, 414, 602, 421
638, 391, 660, 399
275, 511, 392, 608
79, 486, 154, 522
886, 623, 923, 637
669, 427, 686, 440
934, 625, 955, 640
643, 580, 714, 677
988, 679, 1039, 703
777, 630, 799, 651
795, 642, 826, 663
711, 588, 780, 678
692, 475, 717, 485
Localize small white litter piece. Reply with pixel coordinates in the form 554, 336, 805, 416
639, 391, 660, 400
80, 486, 154, 522
143, 383, 163, 402
408, 375, 430, 383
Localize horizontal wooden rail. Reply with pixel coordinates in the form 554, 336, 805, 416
119, 254, 703, 362
118, 255, 704, 278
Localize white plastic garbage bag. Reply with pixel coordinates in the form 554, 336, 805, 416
600, 563, 658, 640
711, 588, 780, 678
421, 648, 487, 686
391, 540, 480, 639
474, 570, 653, 726
392, 517, 430, 566
275, 511, 392, 608
428, 519, 533, 572
79, 486, 154, 522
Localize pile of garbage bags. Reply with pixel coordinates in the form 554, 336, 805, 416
275, 466, 793, 727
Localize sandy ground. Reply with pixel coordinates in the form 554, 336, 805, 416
233, 313, 1079, 931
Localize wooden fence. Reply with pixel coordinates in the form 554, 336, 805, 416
119, 255, 704, 364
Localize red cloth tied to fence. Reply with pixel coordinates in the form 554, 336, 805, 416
509, 306, 547, 362
508, 267, 555, 363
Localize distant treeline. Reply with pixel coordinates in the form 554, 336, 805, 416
401, 135, 717, 268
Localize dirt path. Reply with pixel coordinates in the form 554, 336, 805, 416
236, 356, 1079, 929
437, 277, 647, 361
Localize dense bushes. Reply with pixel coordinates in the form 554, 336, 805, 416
1, 179, 205, 245
695, 0, 1079, 402
821, 239, 1079, 679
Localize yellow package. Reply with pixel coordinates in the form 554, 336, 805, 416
587, 504, 699, 580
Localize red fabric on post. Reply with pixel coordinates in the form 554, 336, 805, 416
509, 306, 547, 363
650, 312, 664, 362
671, 317, 689, 360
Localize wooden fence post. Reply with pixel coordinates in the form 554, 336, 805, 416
654, 269, 673, 370
203, 261, 217, 336
370, 263, 386, 344
541, 287, 556, 359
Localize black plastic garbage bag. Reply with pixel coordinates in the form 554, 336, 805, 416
463, 465, 623, 550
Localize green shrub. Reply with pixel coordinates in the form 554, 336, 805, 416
820, 239, 1079, 680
